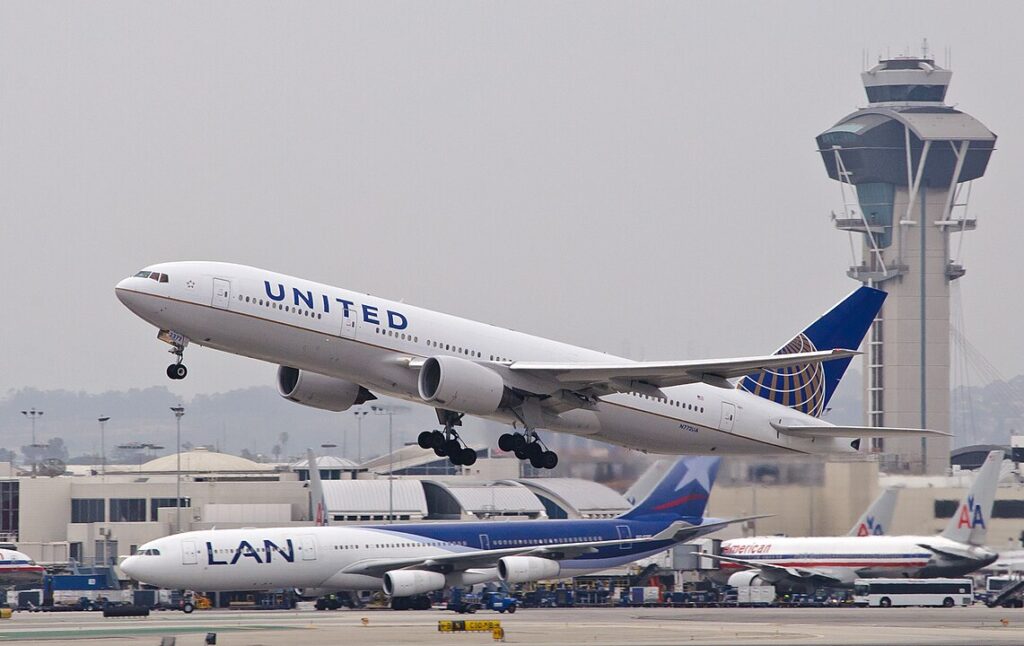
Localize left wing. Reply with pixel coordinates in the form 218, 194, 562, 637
341, 517, 752, 578
702, 553, 848, 587
507, 350, 858, 392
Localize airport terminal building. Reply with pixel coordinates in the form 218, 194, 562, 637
3, 446, 1024, 574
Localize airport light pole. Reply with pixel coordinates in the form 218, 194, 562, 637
170, 406, 185, 534
352, 410, 368, 464
20, 408, 43, 446
371, 405, 396, 523
97, 416, 110, 476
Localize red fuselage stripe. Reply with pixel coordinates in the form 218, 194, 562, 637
720, 561, 929, 569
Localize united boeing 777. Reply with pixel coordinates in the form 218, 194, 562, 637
115, 262, 944, 467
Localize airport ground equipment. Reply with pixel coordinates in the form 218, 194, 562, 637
446, 588, 482, 614
734, 585, 776, 606
481, 590, 518, 613
315, 592, 359, 610
853, 578, 973, 607
986, 577, 1024, 608
816, 46, 996, 474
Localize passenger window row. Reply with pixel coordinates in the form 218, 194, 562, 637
632, 392, 704, 414
239, 294, 323, 320
374, 327, 418, 343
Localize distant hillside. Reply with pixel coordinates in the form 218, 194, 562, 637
3, 369, 1020, 464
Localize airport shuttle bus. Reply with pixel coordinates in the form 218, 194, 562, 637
853, 578, 973, 608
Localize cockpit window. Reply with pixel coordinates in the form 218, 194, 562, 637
133, 271, 168, 283
138, 548, 161, 556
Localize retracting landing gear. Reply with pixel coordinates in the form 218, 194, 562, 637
417, 411, 478, 467
498, 430, 558, 470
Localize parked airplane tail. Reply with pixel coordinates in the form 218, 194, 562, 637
618, 456, 721, 521
737, 286, 886, 418
847, 488, 899, 537
941, 450, 1003, 546
306, 449, 328, 527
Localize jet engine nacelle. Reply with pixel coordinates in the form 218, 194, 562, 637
497, 556, 561, 584
382, 569, 447, 597
726, 571, 769, 587
277, 366, 375, 412
417, 356, 517, 415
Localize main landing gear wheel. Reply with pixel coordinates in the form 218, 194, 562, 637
501, 431, 558, 470
422, 411, 477, 467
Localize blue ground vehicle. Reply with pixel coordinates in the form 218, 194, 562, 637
482, 591, 518, 613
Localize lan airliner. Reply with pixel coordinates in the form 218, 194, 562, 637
121, 455, 746, 604
115, 262, 944, 468
708, 451, 1004, 590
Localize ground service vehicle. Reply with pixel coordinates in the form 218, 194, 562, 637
853, 578, 972, 608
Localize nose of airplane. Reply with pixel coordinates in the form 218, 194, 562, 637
115, 277, 144, 311
120, 555, 140, 578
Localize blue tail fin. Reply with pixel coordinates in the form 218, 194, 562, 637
619, 456, 721, 520
738, 286, 885, 418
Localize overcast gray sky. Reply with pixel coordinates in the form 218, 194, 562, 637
2, 1, 1022, 401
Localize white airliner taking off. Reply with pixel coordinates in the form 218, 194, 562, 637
709, 451, 1004, 590
115, 262, 944, 468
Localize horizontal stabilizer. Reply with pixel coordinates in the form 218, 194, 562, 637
687, 514, 773, 536
771, 422, 951, 439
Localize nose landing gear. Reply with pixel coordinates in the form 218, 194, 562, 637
165, 341, 188, 380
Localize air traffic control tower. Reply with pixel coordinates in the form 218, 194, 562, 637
816, 56, 996, 474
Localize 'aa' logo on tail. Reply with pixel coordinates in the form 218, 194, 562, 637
857, 515, 884, 536
957, 495, 986, 529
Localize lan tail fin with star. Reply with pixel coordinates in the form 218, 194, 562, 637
617, 456, 721, 521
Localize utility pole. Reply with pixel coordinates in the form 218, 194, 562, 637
371, 406, 396, 523
98, 416, 110, 476
170, 406, 185, 533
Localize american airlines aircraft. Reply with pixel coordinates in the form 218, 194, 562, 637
121, 456, 747, 604
115, 262, 944, 468
0, 547, 45, 585
709, 451, 1004, 590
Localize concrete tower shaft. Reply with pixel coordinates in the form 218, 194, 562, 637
815, 56, 996, 474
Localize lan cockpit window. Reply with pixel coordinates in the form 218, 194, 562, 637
134, 271, 169, 283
